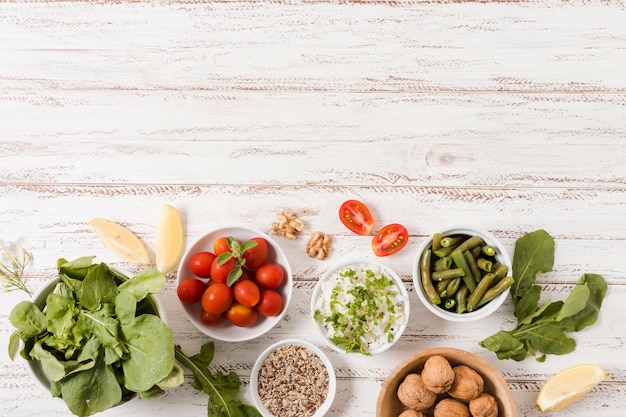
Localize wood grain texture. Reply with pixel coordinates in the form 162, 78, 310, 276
1, 0, 625, 416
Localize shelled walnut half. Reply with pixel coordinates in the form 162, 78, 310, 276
306, 232, 332, 260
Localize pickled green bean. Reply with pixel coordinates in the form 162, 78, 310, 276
456, 285, 469, 314
437, 280, 449, 298
450, 235, 484, 256
445, 277, 461, 298
434, 256, 452, 272
450, 250, 476, 293
432, 268, 465, 281
477, 258, 493, 272
420, 248, 440, 305
440, 235, 464, 248
444, 298, 456, 310
433, 244, 460, 258
432, 233, 443, 251
482, 245, 496, 257
467, 273, 496, 311
464, 251, 482, 282
477, 276, 514, 307
492, 263, 508, 280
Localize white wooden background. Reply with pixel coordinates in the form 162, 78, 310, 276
1, 1, 625, 416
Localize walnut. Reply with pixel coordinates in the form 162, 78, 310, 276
421, 355, 455, 394
434, 398, 470, 417
397, 373, 437, 411
305, 231, 332, 260
272, 210, 304, 240
398, 410, 427, 417
469, 393, 499, 417
447, 365, 484, 401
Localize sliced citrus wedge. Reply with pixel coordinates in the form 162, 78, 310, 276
89, 217, 150, 265
536, 363, 608, 412
156, 204, 185, 274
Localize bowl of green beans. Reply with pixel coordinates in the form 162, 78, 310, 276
412, 226, 513, 322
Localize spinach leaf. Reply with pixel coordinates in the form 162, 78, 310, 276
9, 301, 47, 338
118, 268, 165, 301
480, 230, 608, 362
175, 343, 262, 417
78, 263, 118, 311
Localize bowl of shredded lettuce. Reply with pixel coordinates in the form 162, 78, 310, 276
311, 259, 410, 355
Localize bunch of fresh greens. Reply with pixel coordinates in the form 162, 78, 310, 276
174, 342, 261, 417
479, 229, 608, 362
8, 256, 183, 416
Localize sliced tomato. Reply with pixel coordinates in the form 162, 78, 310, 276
339, 200, 374, 236
372, 223, 409, 257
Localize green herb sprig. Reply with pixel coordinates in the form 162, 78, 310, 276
0, 242, 33, 296
216, 237, 258, 286
479, 229, 608, 362
174, 342, 261, 417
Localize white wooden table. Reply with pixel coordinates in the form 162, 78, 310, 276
1, 1, 625, 416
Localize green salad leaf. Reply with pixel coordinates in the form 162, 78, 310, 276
480, 230, 608, 361
175, 343, 261, 417
9, 257, 180, 416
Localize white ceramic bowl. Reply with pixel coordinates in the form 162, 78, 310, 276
311, 259, 410, 355
250, 339, 336, 417
412, 226, 512, 322
25, 274, 167, 394
176, 225, 293, 342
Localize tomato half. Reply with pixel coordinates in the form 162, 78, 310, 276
339, 200, 374, 236
371, 223, 409, 257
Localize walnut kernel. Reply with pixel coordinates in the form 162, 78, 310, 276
272, 210, 304, 240
305, 231, 332, 260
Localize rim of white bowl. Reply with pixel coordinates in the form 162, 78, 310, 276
176, 225, 293, 342
310, 258, 410, 355
250, 338, 336, 417
412, 225, 512, 322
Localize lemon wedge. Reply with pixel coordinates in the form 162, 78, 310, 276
155, 204, 185, 275
536, 363, 608, 412
89, 217, 150, 265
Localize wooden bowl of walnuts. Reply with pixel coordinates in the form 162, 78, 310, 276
376, 347, 517, 417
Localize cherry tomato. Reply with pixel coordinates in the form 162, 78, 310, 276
189, 252, 216, 278
177, 279, 206, 304
226, 302, 259, 327
254, 263, 284, 289
213, 236, 231, 256
200, 310, 225, 326
210, 256, 236, 283
256, 289, 283, 317
339, 200, 374, 236
242, 237, 269, 269
371, 223, 409, 257
201, 282, 233, 314
233, 279, 260, 307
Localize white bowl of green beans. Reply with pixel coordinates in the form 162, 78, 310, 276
412, 226, 513, 322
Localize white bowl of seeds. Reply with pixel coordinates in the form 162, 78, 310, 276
250, 339, 336, 417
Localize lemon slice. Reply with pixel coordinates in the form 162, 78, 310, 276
155, 204, 185, 274
89, 217, 150, 265
536, 363, 608, 412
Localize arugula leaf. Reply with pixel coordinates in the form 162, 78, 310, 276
175, 343, 261, 417
480, 230, 608, 362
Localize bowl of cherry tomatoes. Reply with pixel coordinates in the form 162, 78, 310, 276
176, 226, 293, 342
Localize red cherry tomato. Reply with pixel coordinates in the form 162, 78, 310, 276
210, 256, 236, 283
242, 237, 269, 269
339, 200, 374, 236
200, 310, 225, 326
213, 236, 231, 256
371, 223, 409, 257
254, 263, 284, 289
256, 289, 283, 317
177, 279, 206, 304
226, 302, 259, 327
233, 279, 261, 307
189, 252, 216, 278
201, 282, 233, 314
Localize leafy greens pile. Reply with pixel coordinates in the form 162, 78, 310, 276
9, 256, 183, 416
480, 229, 608, 362
174, 342, 261, 417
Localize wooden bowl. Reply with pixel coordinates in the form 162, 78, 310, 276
376, 347, 517, 417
